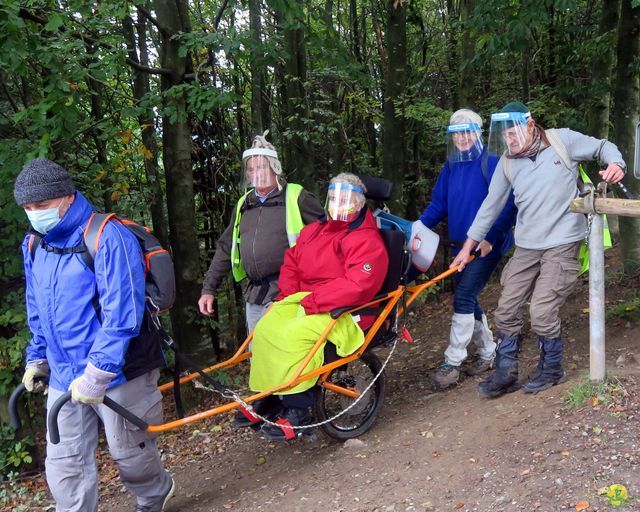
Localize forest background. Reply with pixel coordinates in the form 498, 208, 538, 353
0, 0, 638, 476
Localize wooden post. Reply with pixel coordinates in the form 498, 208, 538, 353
588, 214, 606, 381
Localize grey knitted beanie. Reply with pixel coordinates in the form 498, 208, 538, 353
14, 159, 76, 205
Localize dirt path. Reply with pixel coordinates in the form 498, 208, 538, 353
98, 259, 640, 512
5, 252, 638, 512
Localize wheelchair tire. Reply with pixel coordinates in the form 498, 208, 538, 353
314, 351, 386, 441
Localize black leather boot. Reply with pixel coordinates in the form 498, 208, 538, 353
478, 334, 521, 398
522, 336, 566, 393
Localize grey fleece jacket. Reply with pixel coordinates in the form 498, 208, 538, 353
468, 128, 626, 250
202, 182, 325, 305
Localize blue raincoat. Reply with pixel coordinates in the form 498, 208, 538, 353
22, 192, 146, 391
419, 148, 516, 257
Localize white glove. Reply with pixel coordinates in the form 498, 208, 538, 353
22, 360, 50, 394
68, 363, 116, 404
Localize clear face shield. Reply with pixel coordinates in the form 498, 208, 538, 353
446, 123, 483, 162
487, 112, 531, 157
325, 183, 366, 222
241, 148, 279, 193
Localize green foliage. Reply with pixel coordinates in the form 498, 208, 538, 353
0, 291, 29, 396
564, 376, 625, 409
0, 426, 35, 479
605, 297, 640, 322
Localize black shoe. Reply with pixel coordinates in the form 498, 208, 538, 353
232, 395, 282, 428
522, 367, 566, 393
477, 366, 519, 398
522, 335, 566, 393
260, 407, 314, 441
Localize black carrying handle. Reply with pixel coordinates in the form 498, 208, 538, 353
9, 383, 27, 430
615, 181, 635, 200
9, 377, 49, 430
48, 393, 149, 445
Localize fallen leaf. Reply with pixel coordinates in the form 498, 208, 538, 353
455, 504, 464, 510
256, 456, 266, 465
520, 468, 531, 476
561, 450, 570, 457
575, 500, 589, 511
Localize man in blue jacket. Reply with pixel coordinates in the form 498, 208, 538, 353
420, 109, 517, 389
15, 159, 173, 512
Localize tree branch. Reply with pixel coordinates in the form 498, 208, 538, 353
136, 5, 170, 36
18, 8, 174, 77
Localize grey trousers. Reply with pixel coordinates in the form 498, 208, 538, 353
494, 242, 581, 338
246, 301, 272, 333
45, 369, 172, 512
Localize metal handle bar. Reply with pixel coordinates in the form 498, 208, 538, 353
48, 393, 148, 445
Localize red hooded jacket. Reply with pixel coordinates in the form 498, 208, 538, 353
277, 208, 389, 326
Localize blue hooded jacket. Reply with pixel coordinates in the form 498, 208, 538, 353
419, 148, 516, 257
22, 192, 146, 392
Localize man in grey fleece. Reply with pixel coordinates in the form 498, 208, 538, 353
198, 134, 324, 332
452, 101, 626, 398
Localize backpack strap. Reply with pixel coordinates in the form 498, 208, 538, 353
480, 149, 490, 185
83, 212, 117, 270
544, 129, 573, 170
28, 233, 42, 262
446, 154, 490, 185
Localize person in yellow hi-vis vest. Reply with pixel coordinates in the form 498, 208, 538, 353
199, 133, 324, 333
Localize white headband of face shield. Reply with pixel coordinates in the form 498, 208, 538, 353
242, 148, 278, 160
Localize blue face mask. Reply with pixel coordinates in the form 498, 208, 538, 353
25, 199, 64, 234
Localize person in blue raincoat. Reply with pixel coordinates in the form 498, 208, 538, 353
15, 159, 174, 512
419, 109, 517, 389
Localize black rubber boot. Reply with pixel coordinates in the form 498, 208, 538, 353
477, 334, 521, 399
522, 336, 567, 393
527, 337, 546, 382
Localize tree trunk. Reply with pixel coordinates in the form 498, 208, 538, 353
273, 4, 315, 193
445, 0, 459, 109
122, 12, 170, 250
383, 0, 407, 212
153, 0, 204, 357
586, 0, 620, 139
249, 0, 265, 135
458, 0, 476, 107
613, 0, 640, 272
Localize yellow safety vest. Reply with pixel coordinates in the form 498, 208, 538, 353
231, 183, 305, 282
578, 165, 612, 276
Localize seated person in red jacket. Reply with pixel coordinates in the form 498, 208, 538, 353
240, 173, 389, 440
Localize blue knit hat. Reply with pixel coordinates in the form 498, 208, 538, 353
14, 159, 76, 206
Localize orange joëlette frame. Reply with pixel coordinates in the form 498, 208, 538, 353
146, 263, 465, 434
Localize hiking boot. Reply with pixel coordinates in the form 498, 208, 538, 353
232, 395, 282, 428
477, 333, 520, 398
260, 407, 314, 441
477, 365, 520, 398
522, 336, 567, 393
134, 476, 175, 512
464, 355, 494, 376
429, 363, 461, 389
